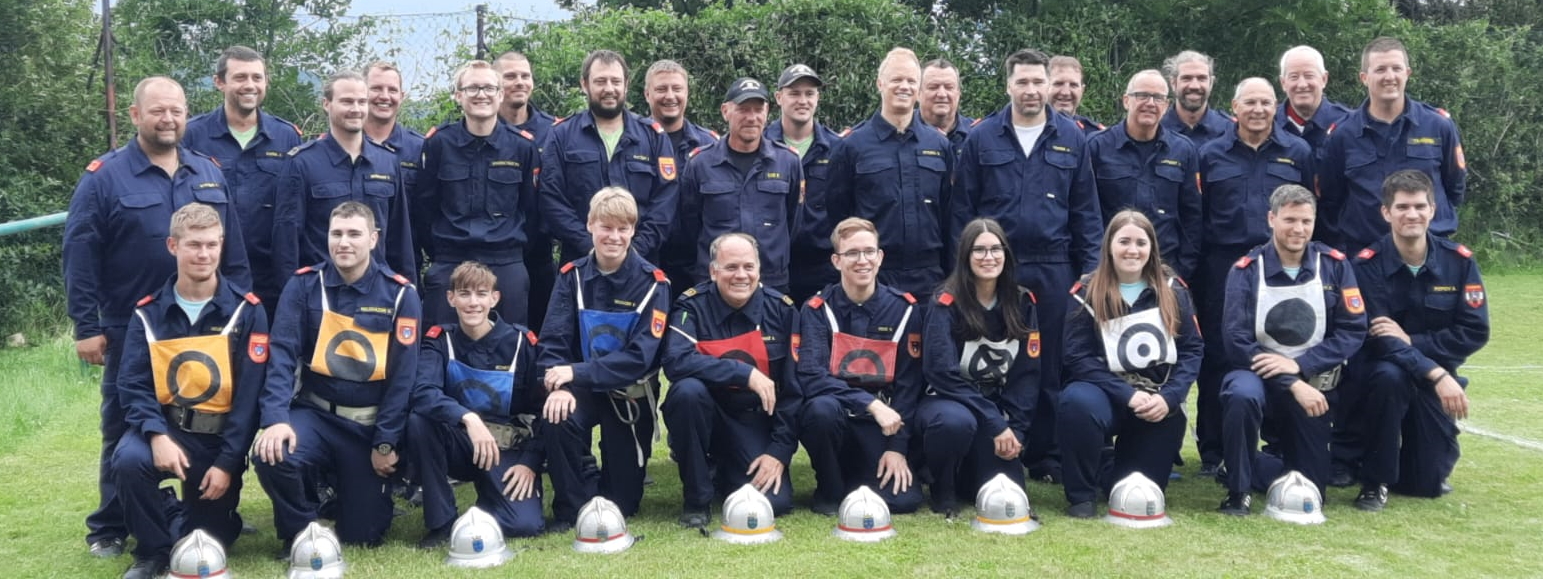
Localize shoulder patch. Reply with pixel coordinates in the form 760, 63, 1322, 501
248, 333, 270, 363
424, 126, 439, 140
1327, 248, 1346, 261
425, 325, 443, 339
651, 121, 666, 134
807, 295, 825, 309
902, 292, 917, 304
782, 294, 795, 306
392, 273, 410, 285
286, 146, 302, 157
1456, 244, 1473, 259
86, 159, 103, 172
936, 292, 955, 307
244, 292, 261, 305
1357, 248, 1376, 260
970, 117, 985, 127
682, 286, 699, 298
1437, 108, 1451, 119
653, 268, 668, 283
1235, 255, 1254, 269
295, 266, 314, 275
518, 129, 535, 141
708, 129, 721, 140
526, 330, 539, 345
136, 294, 154, 307
560, 262, 576, 274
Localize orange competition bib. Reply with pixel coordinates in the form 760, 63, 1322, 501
308, 278, 408, 383
136, 301, 250, 414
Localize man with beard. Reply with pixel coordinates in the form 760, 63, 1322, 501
919, 59, 974, 159
1086, 70, 1202, 280
1275, 46, 1351, 151
540, 50, 679, 265
273, 71, 414, 282
66, 76, 252, 558
183, 46, 301, 314
363, 62, 426, 217
676, 78, 803, 291
955, 48, 1102, 484
494, 51, 559, 334
1161, 50, 1233, 149
773, 64, 843, 303
414, 60, 541, 327
821, 47, 954, 299
645, 59, 721, 292
1049, 56, 1105, 135
1195, 78, 1314, 478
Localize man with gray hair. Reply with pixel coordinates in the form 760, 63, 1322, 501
1161, 50, 1233, 148
1216, 184, 1367, 516
1275, 45, 1350, 150
1194, 78, 1314, 477
661, 232, 802, 527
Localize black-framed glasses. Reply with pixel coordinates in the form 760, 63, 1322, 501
458, 85, 498, 96
1126, 92, 1169, 104
970, 245, 1005, 259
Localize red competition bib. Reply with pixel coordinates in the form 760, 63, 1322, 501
824, 302, 913, 388
695, 328, 772, 376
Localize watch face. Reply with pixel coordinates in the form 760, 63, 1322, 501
376, 444, 393, 455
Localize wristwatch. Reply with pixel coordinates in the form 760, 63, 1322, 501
374, 443, 395, 456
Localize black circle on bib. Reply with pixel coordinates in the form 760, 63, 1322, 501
586, 324, 629, 358
455, 378, 509, 415
1264, 298, 1316, 347
837, 349, 887, 385
166, 350, 222, 406
967, 345, 1012, 382
1116, 323, 1170, 371
324, 330, 378, 382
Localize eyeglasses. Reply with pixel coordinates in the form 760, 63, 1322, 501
970, 245, 1005, 259
1126, 92, 1169, 104
458, 85, 498, 96
837, 248, 881, 261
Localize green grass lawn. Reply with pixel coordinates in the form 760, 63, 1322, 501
3, 274, 1541, 578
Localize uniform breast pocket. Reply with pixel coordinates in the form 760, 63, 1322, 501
623, 160, 656, 200
1405, 145, 1443, 174
351, 310, 395, 334
854, 157, 899, 198
1265, 162, 1302, 186
310, 182, 351, 200
255, 156, 285, 176
487, 166, 524, 215
437, 163, 473, 214
1041, 150, 1080, 203
804, 163, 830, 187
192, 186, 230, 206
1344, 149, 1379, 178
915, 153, 947, 194
1423, 292, 1460, 321
753, 179, 791, 227
1152, 164, 1186, 211
699, 181, 738, 226
363, 179, 395, 199
116, 193, 168, 238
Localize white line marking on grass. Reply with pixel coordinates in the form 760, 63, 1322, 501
1463, 365, 1543, 372
1460, 421, 1543, 453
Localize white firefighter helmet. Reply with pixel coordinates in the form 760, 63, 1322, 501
1105, 472, 1173, 529
166, 529, 230, 579
445, 506, 515, 568
712, 484, 783, 544
1265, 471, 1326, 525
572, 496, 635, 554
971, 473, 1039, 535
832, 486, 897, 542
287, 522, 345, 579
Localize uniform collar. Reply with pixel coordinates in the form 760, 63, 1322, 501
320, 260, 382, 293
150, 274, 244, 324
1221, 126, 1285, 153
1354, 96, 1421, 133
1260, 242, 1321, 282
576, 109, 642, 141
866, 110, 916, 142
441, 117, 513, 148
316, 133, 391, 169
124, 138, 201, 177
449, 312, 517, 347
703, 136, 777, 167
578, 249, 644, 281
766, 120, 836, 149
1108, 120, 1171, 151
702, 282, 767, 320
203, 105, 283, 140
991, 104, 1062, 137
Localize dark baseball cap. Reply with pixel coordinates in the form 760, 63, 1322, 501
777, 64, 823, 89
724, 77, 771, 104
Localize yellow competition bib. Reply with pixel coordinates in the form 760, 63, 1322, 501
308, 278, 408, 383
136, 301, 249, 414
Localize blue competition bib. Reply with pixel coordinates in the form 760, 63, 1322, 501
444, 332, 524, 418
573, 268, 659, 362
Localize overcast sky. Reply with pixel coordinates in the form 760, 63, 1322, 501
346, 0, 568, 20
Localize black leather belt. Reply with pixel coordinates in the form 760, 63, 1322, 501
163, 405, 226, 435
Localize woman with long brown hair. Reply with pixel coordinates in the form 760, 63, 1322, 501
917, 218, 1040, 517
1057, 210, 1202, 519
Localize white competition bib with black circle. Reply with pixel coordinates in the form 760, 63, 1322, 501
1099, 307, 1177, 373
959, 337, 1019, 385
1253, 254, 1326, 358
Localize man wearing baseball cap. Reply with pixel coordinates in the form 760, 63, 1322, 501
675, 78, 804, 292
773, 64, 844, 302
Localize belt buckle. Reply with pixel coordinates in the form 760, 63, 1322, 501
486, 422, 516, 450
1309, 365, 1344, 392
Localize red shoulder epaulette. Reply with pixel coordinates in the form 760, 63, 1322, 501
136, 294, 154, 307
208, 156, 221, 168
552, 116, 568, 126
426, 326, 443, 339
1327, 248, 1346, 261
424, 126, 439, 140
518, 129, 535, 141
526, 330, 539, 344
86, 159, 103, 172
936, 292, 955, 306
807, 295, 825, 309
295, 266, 314, 275
933, 125, 947, 136
839, 127, 853, 138
653, 269, 668, 283
1325, 122, 1338, 136
902, 292, 917, 304
1025, 288, 1038, 304
290, 122, 303, 136
1075, 120, 1086, 130
688, 146, 703, 159
1234, 255, 1254, 269
1172, 275, 1190, 289
560, 262, 576, 274
1069, 281, 1083, 294
1457, 244, 1473, 258
651, 121, 666, 134
1437, 108, 1451, 119
708, 130, 721, 140
392, 273, 410, 285
970, 117, 985, 127
1357, 248, 1377, 260
244, 292, 261, 305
